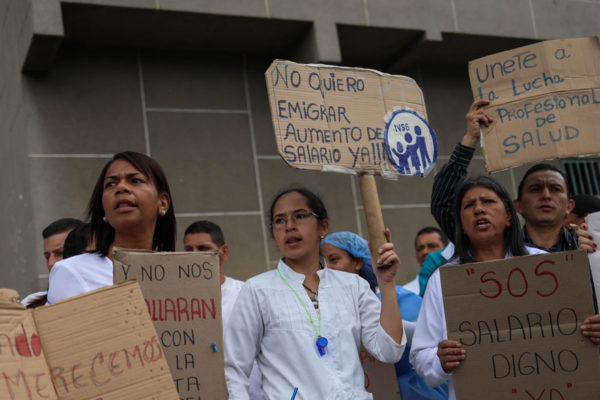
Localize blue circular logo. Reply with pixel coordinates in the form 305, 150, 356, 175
384, 109, 438, 176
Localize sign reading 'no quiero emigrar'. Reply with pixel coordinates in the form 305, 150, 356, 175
265, 60, 437, 178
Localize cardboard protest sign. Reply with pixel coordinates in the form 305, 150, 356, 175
359, 346, 400, 399
112, 250, 226, 400
441, 251, 600, 400
469, 37, 600, 172
0, 289, 57, 400
0, 282, 178, 400
266, 59, 436, 178
266, 59, 437, 264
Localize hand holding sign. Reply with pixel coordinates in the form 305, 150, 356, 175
266, 60, 438, 266
371, 229, 400, 274
441, 251, 600, 399
437, 339, 465, 373
462, 99, 493, 148
468, 37, 600, 172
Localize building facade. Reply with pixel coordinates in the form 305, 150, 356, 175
2, 0, 599, 296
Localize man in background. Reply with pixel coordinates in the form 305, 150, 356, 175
403, 227, 448, 295
21, 218, 83, 306
184, 220, 263, 400
564, 194, 600, 227
43, 218, 84, 270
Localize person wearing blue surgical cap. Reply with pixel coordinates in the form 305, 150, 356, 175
321, 231, 448, 400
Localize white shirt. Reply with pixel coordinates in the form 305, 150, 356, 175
222, 276, 246, 324
224, 259, 406, 400
410, 247, 546, 400
47, 253, 113, 304
403, 276, 420, 294
222, 276, 264, 400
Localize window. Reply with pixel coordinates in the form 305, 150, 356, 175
562, 159, 600, 196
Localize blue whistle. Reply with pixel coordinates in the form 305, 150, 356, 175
316, 336, 328, 356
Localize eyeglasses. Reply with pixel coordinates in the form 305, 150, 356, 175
271, 210, 319, 230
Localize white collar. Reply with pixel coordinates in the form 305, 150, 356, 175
276, 258, 328, 284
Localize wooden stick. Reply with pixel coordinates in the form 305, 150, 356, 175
358, 174, 389, 268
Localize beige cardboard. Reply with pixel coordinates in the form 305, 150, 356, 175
0, 289, 57, 400
1, 282, 178, 400
113, 250, 226, 400
265, 60, 432, 178
441, 251, 600, 399
468, 37, 600, 172
359, 346, 400, 399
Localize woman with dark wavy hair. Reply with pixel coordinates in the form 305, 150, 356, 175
452, 175, 527, 264
410, 175, 545, 400
47, 151, 176, 303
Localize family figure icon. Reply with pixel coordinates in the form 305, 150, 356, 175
384, 109, 438, 177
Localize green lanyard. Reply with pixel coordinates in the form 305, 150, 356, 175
277, 268, 321, 338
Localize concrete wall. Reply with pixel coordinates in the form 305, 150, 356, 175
2, 0, 599, 296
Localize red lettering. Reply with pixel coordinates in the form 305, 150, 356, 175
50, 366, 68, 393
90, 352, 110, 386
525, 388, 545, 400
364, 371, 370, 389
109, 352, 123, 376
524, 388, 565, 400
164, 298, 177, 321
123, 345, 144, 368
15, 324, 31, 357
359, 349, 375, 363
480, 271, 502, 299
3, 370, 32, 400
0, 328, 41, 359
202, 298, 216, 319
144, 299, 153, 320
507, 268, 528, 297
177, 297, 189, 321
147, 298, 218, 321
191, 299, 202, 320
0, 333, 15, 356
535, 260, 559, 297
143, 336, 163, 362
34, 373, 51, 399
30, 334, 42, 357
71, 363, 87, 389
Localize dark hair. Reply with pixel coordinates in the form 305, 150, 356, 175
571, 194, 600, 217
26, 294, 47, 309
184, 220, 225, 247
63, 223, 92, 259
453, 176, 526, 263
350, 251, 378, 290
517, 163, 570, 200
42, 218, 83, 239
269, 187, 328, 232
88, 151, 176, 256
414, 226, 449, 248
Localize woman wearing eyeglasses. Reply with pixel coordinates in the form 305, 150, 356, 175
224, 187, 405, 400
